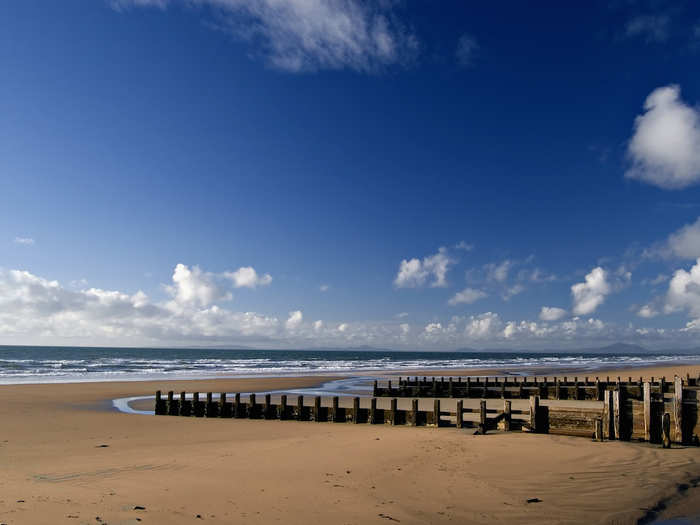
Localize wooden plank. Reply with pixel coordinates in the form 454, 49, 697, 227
503, 400, 511, 431
434, 399, 441, 427
613, 390, 621, 440
603, 390, 612, 439
673, 376, 683, 443
643, 382, 651, 442
662, 412, 671, 448
456, 400, 464, 429
529, 395, 539, 432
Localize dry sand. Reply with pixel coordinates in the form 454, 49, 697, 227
0, 365, 698, 525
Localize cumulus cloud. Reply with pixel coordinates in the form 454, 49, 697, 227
571, 267, 610, 315
465, 312, 501, 339
448, 287, 487, 306
485, 260, 511, 282
625, 14, 670, 43
113, 0, 418, 73
285, 310, 303, 330
394, 247, 453, 288
664, 217, 700, 259
13, 237, 35, 246
455, 34, 478, 67
539, 306, 567, 321
224, 266, 272, 288
665, 258, 700, 318
167, 264, 233, 307
637, 305, 658, 318
626, 85, 700, 189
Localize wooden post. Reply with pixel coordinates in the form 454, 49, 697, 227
595, 418, 603, 442
482, 377, 488, 398
434, 399, 441, 428
219, 392, 226, 411
279, 394, 287, 420
296, 395, 304, 421
370, 397, 377, 424
467, 377, 471, 398
449, 377, 454, 398
456, 400, 464, 429
673, 376, 683, 444
353, 397, 361, 424
314, 396, 322, 422
503, 400, 511, 431
332, 396, 339, 422
248, 393, 256, 419
390, 398, 398, 426
373, 380, 378, 396
638, 377, 643, 400
604, 390, 613, 439
167, 390, 176, 415
431, 377, 436, 396
575, 378, 581, 400
264, 393, 272, 419
479, 399, 487, 434
518, 379, 524, 399
411, 399, 419, 427
660, 376, 666, 395
555, 378, 560, 400
234, 393, 241, 418
595, 378, 602, 401
643, 382, 651, 442
662, 412, 671, 448
501, 380, 506, 399
206, 392, 214, 417
529, 395, 539, 433
613, 390, 621, 440
179, 391, 188, 416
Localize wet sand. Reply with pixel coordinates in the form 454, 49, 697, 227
0, 365, 698, 524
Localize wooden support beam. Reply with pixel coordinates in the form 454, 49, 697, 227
373, 380, 378, 396
662, 412, 671, 449
595, 418, 603, 442
411, 399, 419, 427
467, 377, 471, 398
264, 393, 272, 419
353, 397, 361, 424
248, 393, 257, 419
179, 391, 188, 417
434, 399, 441, 428
479, 399, 487, 434
370, 397, 377, 424
234, 393, 241, 418
456, 400, 464, 429
613, 390, 622, 441
449, 377, 454, 398
296, 395, 304, 421
529, 395, 539, 433
643, 382, 651, 442
503, 400, 511, 431
279, 394, 287, 420
673, 376, 683, 444
390, 398, 398, 426
555, 378, 560, 400
314, 396, 322, 422
595, 378, 602, 401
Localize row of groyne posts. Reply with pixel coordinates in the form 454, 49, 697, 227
154, 374, 700, 447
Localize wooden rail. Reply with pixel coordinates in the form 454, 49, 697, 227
154, 374, 700, 447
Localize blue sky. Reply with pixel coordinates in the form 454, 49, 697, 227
2, 0, 700, 349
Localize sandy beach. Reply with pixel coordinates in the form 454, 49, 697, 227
1, 365, 698, 525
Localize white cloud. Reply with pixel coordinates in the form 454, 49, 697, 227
167, 264, 232, 307
665, 217, 700, 259
399, 323, 410, 334
455, 240, 474, 251
394, 312, 409, 319
285, 310, 303, 330
455, 34, 478, 67
337, 323, 348, 332
13, 237, 35, 246
394, 247, 453, 288
626, 85, 700, 189
313, 320, 324, 332
448, 287, 487, 306
114, 0, 418, 73
485, 260, 511, 282
224, 266, 272, 288
465, 312, 501, 339
424, 322, 443, 334
502, 284, 525, 301
625, 14, 670, 43
571, 267, 610, 315
539, 306, 567, 321
665, 258, 700, 318
637, 305, 658, 318
319, 284, 330, 292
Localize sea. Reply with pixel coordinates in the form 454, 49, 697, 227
1, 345, 699, 384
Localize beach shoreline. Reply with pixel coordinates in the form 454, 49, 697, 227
1, 364, 698, 524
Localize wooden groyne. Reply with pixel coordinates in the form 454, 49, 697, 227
154, 374, 700, 447
373, 374, 700, 401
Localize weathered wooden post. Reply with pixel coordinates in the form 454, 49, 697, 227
279, 394, 288, 420
555, 378, 560, 400
643, 382, 651, 442
388, 380, 392, 394
482, 377, 488, 398
660, 377, 666, 395
449, 377, 454, 398
179, 391, 189, 417
529, 395, 539, 433
434, 399, 441, 428
314, 396, 322, 422
193, 391, 202, 417
595, 418, 603, 442
390, 398, 398, 426
353, 397, 361, 424
234, 392, 241, 418
518, 379, 524, 399
595, 377, 602, 401
673, 376, 683, 444
373, 380, 378, 396
503, 400, 511, 431
431, 377, 436, 396
296, 395, 304, 421
264, 393, 272, 419
456, 400, 464, 429
638, 377, 643, 400
411, 399, 419, 427
575, 378, 582, 400
466, 377, 471, 398
248, 393, 257, 419
613, 390, 622, 440
662, 413, 671, 448
370, 397, 377, 424
167, 391, 177, 415
205, 392, 216, 418
219, 392, 227, 418
479, 399, 487, 434
331, 396, 340, 422
501, 380, 506, 399
155, 390, 166, 415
